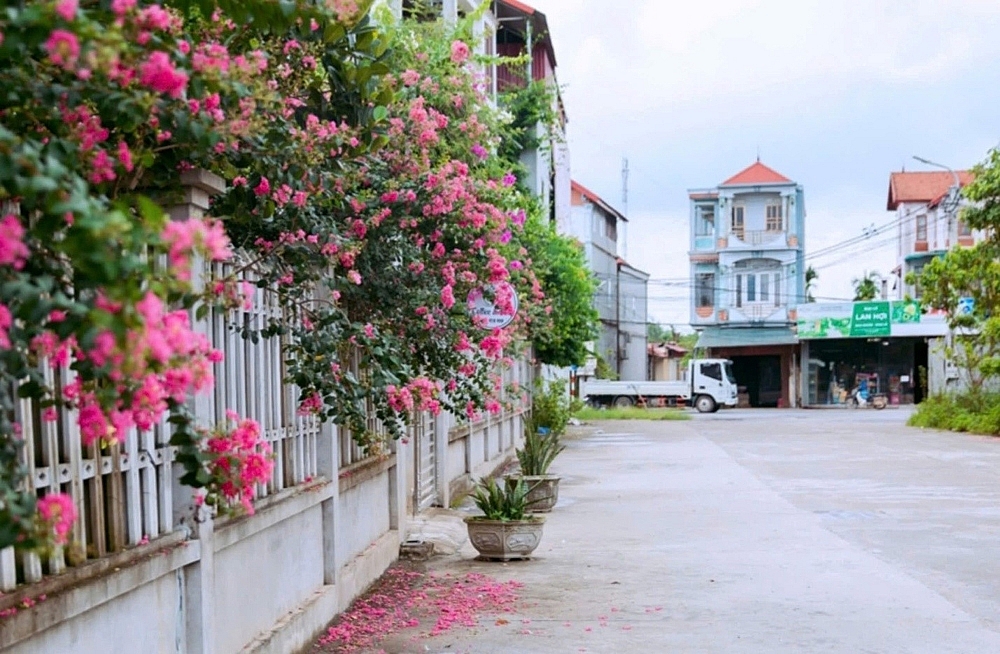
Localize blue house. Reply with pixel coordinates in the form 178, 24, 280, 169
688, 161, 805, 407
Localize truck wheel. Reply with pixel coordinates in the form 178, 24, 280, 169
694, 395, 717, 414
613, 396, 634, 408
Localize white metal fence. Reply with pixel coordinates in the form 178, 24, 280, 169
0, 260, 320, 594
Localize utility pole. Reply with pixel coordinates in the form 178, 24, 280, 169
615, 259, 622, 378
913, 155, 961, 243
621, 157, 629, 260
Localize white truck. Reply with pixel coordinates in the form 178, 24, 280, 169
580, 358, 739, 413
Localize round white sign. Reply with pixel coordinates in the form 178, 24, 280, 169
467, 283, 519, 330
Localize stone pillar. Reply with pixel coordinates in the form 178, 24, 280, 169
167, 168, 225, 654
434, 412, 451, 509
316, 421, 341, 585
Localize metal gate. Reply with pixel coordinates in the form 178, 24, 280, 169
412, 412, 438, 511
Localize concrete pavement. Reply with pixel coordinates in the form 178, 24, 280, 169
371, 409, 1000, 653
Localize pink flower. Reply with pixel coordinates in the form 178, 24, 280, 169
0, 304, 12, 349
254, 176, 271, 197
346, 270, 362, 285
55, 0, 78, 22
401, 69, 420, 86
111, 0, 136, 16
450, 40, 470, 65
45, 29, 80, 70
117, 141, 134, 172
441, 285, 455, 309
0, 214, 30, 269
138, 51, 188, 98
37, 493, 77, 545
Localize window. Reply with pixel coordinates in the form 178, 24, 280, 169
774, 273, 781, 308
766, 203, 783, 231
958, 219, 973, 238
700, 362, 722, 382
696, 273, 715, 308
731, 205, 745, 238
735, 274, 742, 308
746, 274, 756, 302
916, 215, 927, 241
760, 274, 770, 302
696, 206, 715, 236
605, 215, 617, 241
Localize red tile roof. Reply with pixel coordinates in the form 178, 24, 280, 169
502, 0, 536, 14
720, 161, 792, 186
571, 180, 628, 222
886, 171, 973, 210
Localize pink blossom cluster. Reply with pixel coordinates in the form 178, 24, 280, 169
161, 218, 232, 281
386, 377, 442, 415
28, 291, 223, 445
0, 214, 29, 269
36, 493, 77, 545
205, 411, 274, 515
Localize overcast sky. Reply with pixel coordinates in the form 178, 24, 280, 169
528, 0, 1000, 329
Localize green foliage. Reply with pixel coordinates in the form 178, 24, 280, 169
529, 379, 571, 437
805, 266, 819, 303
915, 242, 1000, 392
914, 146, 1000, 392
519, 211, 599, 367
470, 477, 532, 521
516, 429, 565, 476
573, 406, 691, 421
594, 354, 617, 380
852, 271, 881, 301
909, 393, 1000, 435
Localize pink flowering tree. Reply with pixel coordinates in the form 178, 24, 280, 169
0, 1, 565, 550
0, 0, 370, 548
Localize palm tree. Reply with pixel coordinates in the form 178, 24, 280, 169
853, 271, 882, 301
805, 266, 818, 303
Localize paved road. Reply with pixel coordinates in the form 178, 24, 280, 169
391, 409, 1000, 653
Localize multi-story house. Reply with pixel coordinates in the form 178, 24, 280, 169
570, 181, 649, 381
688, 161, 806, 407
493, 0, 572, 233
886, 170, 975, 299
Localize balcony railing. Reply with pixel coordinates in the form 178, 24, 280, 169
735, 303, 782, 322
731, 229, 785, 247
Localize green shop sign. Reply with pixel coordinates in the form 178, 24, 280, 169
796, 300, 920, 340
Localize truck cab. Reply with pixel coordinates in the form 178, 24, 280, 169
690, 359, 739, 413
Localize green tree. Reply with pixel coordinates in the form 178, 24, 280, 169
805, 266, 819, 302
520, 211, 599, 367
916, 146, 1000, 394
852, 271, 882, 301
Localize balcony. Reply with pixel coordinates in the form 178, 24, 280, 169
734, 303, 783, 322
729, 229, 787, 248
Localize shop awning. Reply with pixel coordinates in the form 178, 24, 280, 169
696, 326, 798, 349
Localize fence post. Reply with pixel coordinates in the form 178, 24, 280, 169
316, 420, 340, 584
168, 169, 225, 654
434, 412, 450, 509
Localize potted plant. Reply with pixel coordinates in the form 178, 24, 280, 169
505, 378, 570, 511
507, 428, 565, 512
464, 478, 545, 561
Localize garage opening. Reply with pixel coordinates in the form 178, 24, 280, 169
730, 355, 782, 408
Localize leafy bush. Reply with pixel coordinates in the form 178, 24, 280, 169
516, 429, 565, 476
909, 393, 1000, 435
529, 379, 571, 437
470, 477, 532, 521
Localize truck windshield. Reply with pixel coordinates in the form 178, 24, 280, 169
724, 362, 737, 384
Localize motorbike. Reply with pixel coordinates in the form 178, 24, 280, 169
848, 386, 887, 410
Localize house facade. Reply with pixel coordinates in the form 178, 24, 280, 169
570, 181, 649, 381
689, 161, 806, 407
886, 170, 975, 299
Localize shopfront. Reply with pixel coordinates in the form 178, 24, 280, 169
796, 301, 947, 406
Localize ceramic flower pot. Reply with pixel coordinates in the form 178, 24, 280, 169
464, 516, 546, 561
506, 475, 560, 512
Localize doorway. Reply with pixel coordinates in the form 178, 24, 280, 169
730, 355, 782, 407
